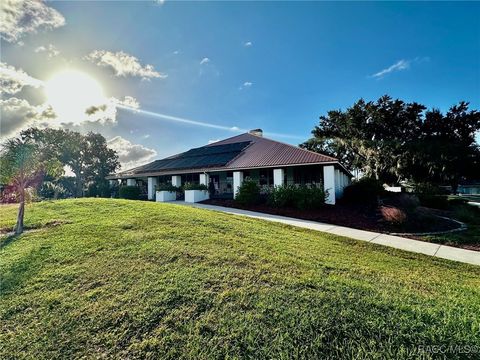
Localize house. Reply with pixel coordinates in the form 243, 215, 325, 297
107, 129, 352, 204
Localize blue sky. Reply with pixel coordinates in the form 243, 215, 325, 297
1, 1, 479, 169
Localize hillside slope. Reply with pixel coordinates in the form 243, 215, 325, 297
1, 199, 479, 359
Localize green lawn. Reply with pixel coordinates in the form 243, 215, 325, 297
1, 199, 479, 359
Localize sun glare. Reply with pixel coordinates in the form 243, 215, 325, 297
45, 70, 106, 123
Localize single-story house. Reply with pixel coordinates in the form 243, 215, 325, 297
107, 129, 352, 204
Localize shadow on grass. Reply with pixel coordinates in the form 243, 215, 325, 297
0, 232, 19, 250
0, 241, 52, 295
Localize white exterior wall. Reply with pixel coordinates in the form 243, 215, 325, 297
147, 177, 158, 200
185, 190, 209, 203
273, 168, 285, 187
126, 178, 136, 186
323, 165, 336, 205
199, 173, 209, 186
171, 175, 182, 187
156, 191, 176, 202
233, 171, 244, 199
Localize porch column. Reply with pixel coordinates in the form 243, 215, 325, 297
126, 178, 136, 186
233, 171, 243, 199
199, 173, 209, 186
147, 177, 158, 200
323, 165, 335, 205
273, 168, 285, 187
171, 175, 181, 187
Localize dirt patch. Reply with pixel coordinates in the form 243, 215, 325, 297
0, 220, 70, 235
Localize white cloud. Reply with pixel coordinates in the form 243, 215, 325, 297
371, 59, 410, 78
0, 61, 43, 95
83, 96, 140, 124
0, 97, 55, 138
244, 41, 252, 47
34, 44, 60, 58
239, 81, 253, 90
200, 57, 210, 65
173, 50, 180, 55
107, 136, 157, 170
119, 95, 139, 110
208, 139, 220, 144
0, 0, 65, 43
85, 50, 167, 80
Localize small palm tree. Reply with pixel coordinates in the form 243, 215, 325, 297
0, 138, 61, 235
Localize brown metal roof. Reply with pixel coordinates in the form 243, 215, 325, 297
109, 132, 340, 179
208, 133, 337, 168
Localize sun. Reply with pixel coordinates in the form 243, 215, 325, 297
45, 70, 107, 123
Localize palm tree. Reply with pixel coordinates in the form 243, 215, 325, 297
0, 138, 60, 235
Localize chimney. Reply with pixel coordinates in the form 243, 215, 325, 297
249, 128, 263, 137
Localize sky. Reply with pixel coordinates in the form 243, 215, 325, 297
1, 1, 479, 170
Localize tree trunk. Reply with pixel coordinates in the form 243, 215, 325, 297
14, 191, 25, 235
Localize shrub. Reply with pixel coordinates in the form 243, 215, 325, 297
343, 177, 383, 204
156, 183, 180, 192
235, 180, 261, 205
414, 182, 448, 196
384, 193, 419, 215
268, 185, 326, 210
418, 195, 449, 210
453, 204, 480, 224
119, 186, 141, 200
183, 183, 208, 191
380, 206, 407, 225
447, 197, 469, 207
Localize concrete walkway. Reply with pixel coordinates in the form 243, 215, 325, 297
174, 202, 480, 266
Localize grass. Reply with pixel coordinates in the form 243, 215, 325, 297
420, 203, 480, 248
1, 198, 479, 359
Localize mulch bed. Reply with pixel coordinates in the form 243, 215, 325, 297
201, 199, 461, 236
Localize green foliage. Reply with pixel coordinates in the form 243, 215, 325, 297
235, 180, 261, 205
0, 199, 479, 359
183, 183, 208, 191
20, 128, 120, 197
413, 182, 447, 196
155, 183, 180, 192
343, 178, 383, 204
303, 96, 480, 187
119, 186, 141, 200
452, 204, 480, 224
268, 185, 326, 210
0, 138, 62, 233
418, 195, 449, 210
39, 181, 70, 200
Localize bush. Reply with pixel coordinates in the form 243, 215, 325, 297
384, 193, 419, 215
183, 183, 208, 191
380, 206, 407, 225
156, 183, 180, 192
418, 195, 449, 210
39, 181, 69, 200
235, 180, 261, 205
343, 178, 383, 204
119, 186, 141, 200
414, 182, 448, 196
268, 185, 326, 210
453, 204, 480, 224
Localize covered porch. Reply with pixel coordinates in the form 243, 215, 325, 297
115, 164, 351, 205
